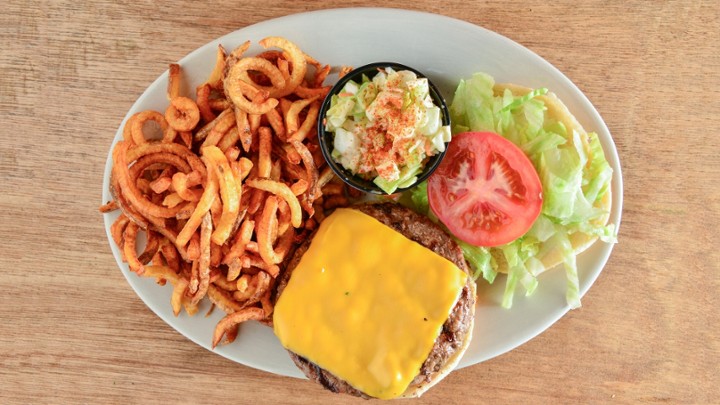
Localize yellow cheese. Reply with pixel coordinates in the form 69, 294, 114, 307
273, 208, 467, 399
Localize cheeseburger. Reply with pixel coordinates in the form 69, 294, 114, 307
272, 203, 476, 399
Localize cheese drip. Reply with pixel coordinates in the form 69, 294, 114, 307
273, 208, 467, 399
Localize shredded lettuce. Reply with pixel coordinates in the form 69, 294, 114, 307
407, 181, 430, 214
403, 72, 616, 309
458, 241, 497, 284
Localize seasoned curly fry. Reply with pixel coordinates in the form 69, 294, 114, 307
123, 222, 144, 274
176, 155, 218, 247
246, 178, 302, 228
171, 278, 190, 316
190, 212, 212, 304
204, 44, 227, 89
285, 96, 318, 142
259, 36, 307, 97
165, 96, 200, 132
202, 146, 239, 245
224, 57, 283, 115
167, 63, 182, 99
212, 307, 265, 348
196, 83, 216, 123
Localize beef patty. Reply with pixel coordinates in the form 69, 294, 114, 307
273, 203, 475, 399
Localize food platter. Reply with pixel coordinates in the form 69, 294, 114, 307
101, 8, 623, 378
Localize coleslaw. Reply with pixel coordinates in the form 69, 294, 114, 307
324, 67, 451, 194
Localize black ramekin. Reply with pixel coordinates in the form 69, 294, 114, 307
317, 62, 451, 195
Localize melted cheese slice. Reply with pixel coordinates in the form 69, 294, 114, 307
273, 208, 467, 399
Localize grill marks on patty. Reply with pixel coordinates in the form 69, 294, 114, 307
274, 203, 475, 398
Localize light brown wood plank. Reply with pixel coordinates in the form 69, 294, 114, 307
1, 0, 718, 403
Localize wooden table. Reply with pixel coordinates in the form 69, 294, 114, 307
2, 1, 718, 403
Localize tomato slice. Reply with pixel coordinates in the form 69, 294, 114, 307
428, 131, 542, 247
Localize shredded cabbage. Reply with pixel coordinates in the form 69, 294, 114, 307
403, 73, 615, 309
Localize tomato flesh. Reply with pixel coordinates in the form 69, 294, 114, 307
428, 132, 542, 247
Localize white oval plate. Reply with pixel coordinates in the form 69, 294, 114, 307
102, 8, 623, 378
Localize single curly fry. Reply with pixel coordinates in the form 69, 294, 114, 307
165, 96, 200, 132
259, 36, 307, 97
224, 57, 284, 115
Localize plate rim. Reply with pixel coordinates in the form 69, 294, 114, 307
101, 6, 624, 377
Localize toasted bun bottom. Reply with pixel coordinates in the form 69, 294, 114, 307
399, 277, 477, 398
490, 84, 613, 275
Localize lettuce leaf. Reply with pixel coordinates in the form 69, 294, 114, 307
408, 181, 430, 215
458, 239, 497, 284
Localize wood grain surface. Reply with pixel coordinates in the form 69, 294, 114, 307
1, 1, 718, 403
